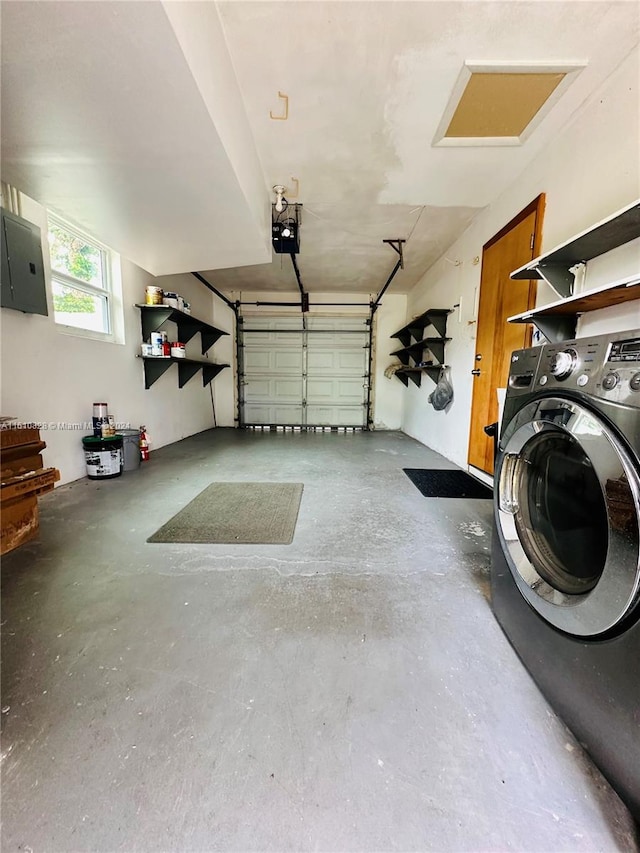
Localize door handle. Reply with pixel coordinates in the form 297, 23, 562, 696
471, 369, 481, 376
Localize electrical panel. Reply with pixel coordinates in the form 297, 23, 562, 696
1, 207, 48, 316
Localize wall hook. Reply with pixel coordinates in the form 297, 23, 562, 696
269, 92, 289, 121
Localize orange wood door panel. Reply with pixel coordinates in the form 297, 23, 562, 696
468, 197, 544, 475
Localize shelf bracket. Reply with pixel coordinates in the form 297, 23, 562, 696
174, 318, 203, 346
199, 329, 225, 355
143, 358, 173, 389
424, 339, 446, 364
177, 361, 202, 389
395, 332, 412, 347
140, 308, 174, 340
395, 351, 412, 365
423, 365, 444, 384
532, 315, 578, 344
425, 311, 449, 339
536, 264, 575, 299
202, 364, 227, 387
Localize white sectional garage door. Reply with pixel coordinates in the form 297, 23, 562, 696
241, 316, 370, 427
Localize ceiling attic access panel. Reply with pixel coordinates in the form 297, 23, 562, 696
433, 62, 585, 147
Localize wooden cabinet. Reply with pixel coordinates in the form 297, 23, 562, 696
1, 427, 59, 555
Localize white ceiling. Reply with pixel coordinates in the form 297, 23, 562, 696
2, 1, 639, 294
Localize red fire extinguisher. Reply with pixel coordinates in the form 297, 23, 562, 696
139, 425, 150, 462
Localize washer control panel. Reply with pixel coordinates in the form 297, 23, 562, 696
609, 337, 640, 364
549, 348, 578, 379
532, 329, 640, 407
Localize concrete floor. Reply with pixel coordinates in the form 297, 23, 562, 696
1, 429, 637, 852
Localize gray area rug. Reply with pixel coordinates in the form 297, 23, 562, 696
147, 482, 304, 544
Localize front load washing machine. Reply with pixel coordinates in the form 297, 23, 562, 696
492, 329, 640, 820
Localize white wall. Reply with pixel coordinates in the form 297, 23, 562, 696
161, 1, 270, 249
402, 45, 640, 469
230, 290, 407, 430
371, 294, 407, 430
1, 193, 234, 485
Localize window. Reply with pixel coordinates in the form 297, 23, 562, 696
48, 214, 116, 339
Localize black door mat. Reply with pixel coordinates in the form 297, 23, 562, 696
403, 468, 493, 499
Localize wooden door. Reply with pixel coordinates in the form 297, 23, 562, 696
468, 195, 545, 475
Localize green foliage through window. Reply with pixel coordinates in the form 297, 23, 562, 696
53, 288, 95, 314
48, 215, 111, 335
48, 224, 103, 286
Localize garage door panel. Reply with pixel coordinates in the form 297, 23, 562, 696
244, 377, 302, 401
307, 349, 366, 374
309, 338, 368, 350
243, 349, 272, 371
306, 405, 365, 425
275, 379, 302, 397
243, 334, 301, 346
244, 378, 271, 397
306, 377, 364, 401
306, 350, 333, 371
241, 316, 369, 427
244, 346, 303, 375
244, 404, 304, 425
274, 350, 303, 371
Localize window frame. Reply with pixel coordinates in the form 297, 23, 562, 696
47, 213, 117, 342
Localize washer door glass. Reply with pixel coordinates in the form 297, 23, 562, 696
514, 430, 608, 594
496, 397, 640, 637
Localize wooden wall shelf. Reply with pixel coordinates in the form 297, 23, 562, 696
508, 276, 640, 342
510, 200, 640, 298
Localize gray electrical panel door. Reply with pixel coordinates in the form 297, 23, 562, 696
1, 208, 48, 316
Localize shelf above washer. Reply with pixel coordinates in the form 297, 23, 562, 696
508, 276, 640, 342
510, 200, 640, 298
